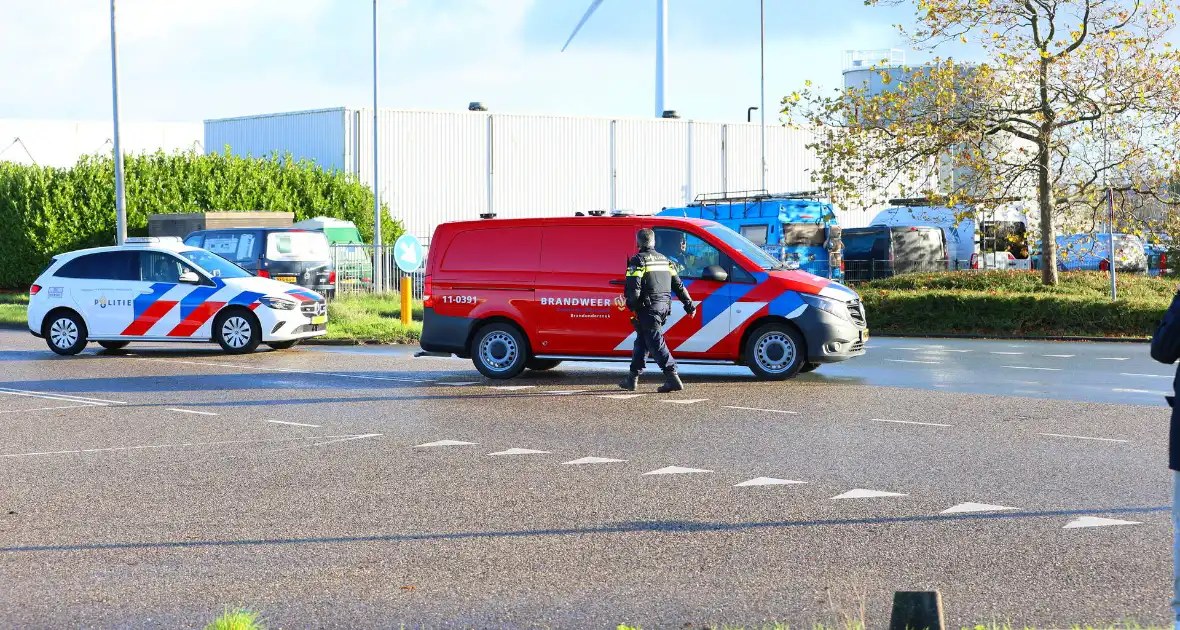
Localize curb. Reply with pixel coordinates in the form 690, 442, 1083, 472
873, 332, 1150, 343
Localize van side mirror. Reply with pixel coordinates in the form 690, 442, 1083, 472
702, 265, 728, 282
179, 271, 201, 285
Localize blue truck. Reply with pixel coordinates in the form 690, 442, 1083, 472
657, 191, 845, 280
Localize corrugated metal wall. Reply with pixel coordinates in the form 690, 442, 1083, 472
205, 108, 878, 239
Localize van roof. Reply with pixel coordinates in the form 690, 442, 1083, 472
436, 216, 720, 230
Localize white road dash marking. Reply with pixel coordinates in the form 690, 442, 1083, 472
414, 440, 478, 448
886, 359, 940, 364
1063, 516, 1141, 529
1097, 357, 1130, 361
0, 405, 92, 414
311, 433, 382, 447
0, 435, 379, 458
546, 390, 587, 395
1043, 354, 1075, 358
0, 387, 127, 405
661, 399, 709, 405
133, 358, 434, 383
723, 406, 799, 415
1120, 373, 1172, 379
1038, 432, 1129, 443
492, 386, 537, 391
831, 488, 907, 500
734, 477, 807, 487
598, 394, 646, 399
488, 448, 550, 456
0, 388, 110, 406
892, 347, 923, 350
642, 466, 713, 475
990, 351, 1024, 355
1113, 388, 1170, 395
169, 408, 219, 417
871, 418, 952, 428
562, 456, 627, 465
1003, 365, 1062, 371
266, 420, 321, 428
942, 502, 1017, 514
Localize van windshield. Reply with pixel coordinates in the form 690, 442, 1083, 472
179, 250, 253, 279
703, 224, 784, 270
266, 232, 331, 262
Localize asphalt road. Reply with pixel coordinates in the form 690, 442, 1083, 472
0, 330, 1174, 629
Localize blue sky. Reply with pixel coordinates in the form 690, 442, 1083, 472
1, 0, 921, 124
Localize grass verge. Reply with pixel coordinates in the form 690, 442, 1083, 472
325, 292, 423, 344
855, 271, 1173, 338
0, 292, 28, 327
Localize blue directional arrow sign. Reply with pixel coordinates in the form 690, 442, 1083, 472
394, 234, 424, 273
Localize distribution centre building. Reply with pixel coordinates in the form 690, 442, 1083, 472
203, 108, 876, 241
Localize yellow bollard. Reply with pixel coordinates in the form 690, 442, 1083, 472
401, 276, 412, 325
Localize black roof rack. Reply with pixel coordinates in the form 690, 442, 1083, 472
688, 189, 830, 220
888, 195, 1022, 207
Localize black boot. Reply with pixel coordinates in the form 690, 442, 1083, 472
657, 370, 684, 393
619, 372, 639, 391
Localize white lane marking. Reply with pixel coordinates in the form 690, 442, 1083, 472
723, 406, 799, 415
562, 456, 627, 465
1113, 388, 1170, 395
599, 394, 646, 399
871, 418, 952, 428
1043, 354, 1075, 358
488, 448, 550, 456
169, 408, 219, 417
886, 359, 940, 364
831, 488, 907, 500
439, 382, 479, 387
942, 502, 1017, 514
1063, 516, 1141, 529
546, 390, 587, 396
311, 433, 382, 447
492, 386, 536, 391
0, 387, 126, 405
642, 466, 713, 475
133, 358, 434, 383
1097, 357, 1130, 361
0, 405, 93, 414
661, 399, 708, 405
734, 477, 807, 487
0, 434, 379, 458
990, 351, 1023, 355
1120, 373, 1172, 379
1003, 365, 1062, 371
1038, 432, 1129, 443
676, 301, 768, 353
0, 388, 109, 406
892, 347, 922, 350
414, 440, 478, 448
267, 420, 321, 428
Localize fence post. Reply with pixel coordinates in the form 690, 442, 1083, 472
401, 276, 411, 325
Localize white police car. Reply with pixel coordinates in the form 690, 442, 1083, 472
27, 238, 328, 356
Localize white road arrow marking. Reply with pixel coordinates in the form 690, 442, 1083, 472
312, 433, 383, 447
830, 488, 907, 500
723, 406, 798, 414
734, 477, 807, 487
941, 502, 1017, 514
488, 448, 550, 456
871, 418, 951, 428
643, 466, 712, 475
562, 456, 627, 465
414, 440, 478, 448
1063, 516, 1141, 529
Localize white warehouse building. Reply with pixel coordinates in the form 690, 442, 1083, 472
204, 108, 876, 241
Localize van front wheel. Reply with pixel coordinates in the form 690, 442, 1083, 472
471, 323, 528, 379
745, 323, 806, 381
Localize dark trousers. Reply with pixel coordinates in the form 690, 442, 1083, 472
630, 307, 676, 375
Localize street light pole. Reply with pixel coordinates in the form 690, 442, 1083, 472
109, 0, 127, 245
1109, 184, 1117, 301
372, 0, 383, 292
759, 0, 767, 194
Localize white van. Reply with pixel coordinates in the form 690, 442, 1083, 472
868, 200, 1034, 270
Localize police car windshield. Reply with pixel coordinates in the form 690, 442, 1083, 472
179, 249, 253, 279
703, 225, 784, 270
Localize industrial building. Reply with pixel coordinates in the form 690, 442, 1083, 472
203, 107, 877, 241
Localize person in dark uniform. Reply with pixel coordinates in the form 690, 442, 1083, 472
620, 228, 696, 393
1149, 288, 1180, 627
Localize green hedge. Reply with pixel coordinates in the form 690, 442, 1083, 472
0, 148, 402, 289
857, 271, 1173, 338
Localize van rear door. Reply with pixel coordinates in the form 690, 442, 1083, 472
535, 224, 637, 356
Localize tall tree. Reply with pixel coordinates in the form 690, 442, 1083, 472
784, 0, 1180, 285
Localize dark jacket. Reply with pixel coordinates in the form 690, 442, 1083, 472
624, 247, 693, 313
1149, 291, 1180, 470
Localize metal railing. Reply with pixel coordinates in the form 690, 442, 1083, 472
329, 243, 427, 300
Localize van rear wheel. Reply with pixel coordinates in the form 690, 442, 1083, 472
745, 323, 806, 381
471, 323, 528, 379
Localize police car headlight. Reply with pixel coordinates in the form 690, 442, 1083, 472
260, 296, 298, 311
800, 293, 851, 321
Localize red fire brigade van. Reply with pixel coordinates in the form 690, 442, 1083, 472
419, 214, 868, 380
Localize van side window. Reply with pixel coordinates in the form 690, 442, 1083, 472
653, 228, 725, 280
204, 232, 259, 264
740, 224, 769, 246
139, 252, 197, 283
55, 252, 138, 281
184, 234, 203, 248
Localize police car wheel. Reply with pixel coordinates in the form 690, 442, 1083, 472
43, 311, 87, 356
266, 340, 300, 350
471, 323, 528, 379
214, 309, 261, 355
526, 359, 562, 371
745, 323, 805, 381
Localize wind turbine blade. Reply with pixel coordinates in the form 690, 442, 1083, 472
561, 0, 605, 52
